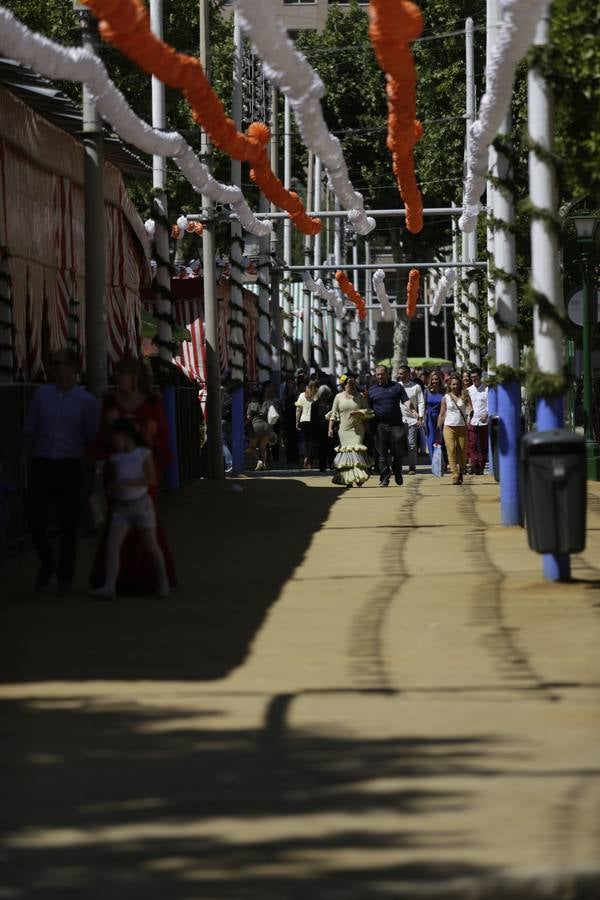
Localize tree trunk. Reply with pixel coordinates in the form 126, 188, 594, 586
390, 224, 410, 373
392, 312, 410, 372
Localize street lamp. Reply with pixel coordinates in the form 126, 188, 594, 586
571, 209, 600, 480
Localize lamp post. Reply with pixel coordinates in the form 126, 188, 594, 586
572, 212, 600, 480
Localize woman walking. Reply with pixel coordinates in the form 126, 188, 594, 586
295, 375, 319, 469
246, 387, 274, 470
327, 374, 373, 487
424, 370, 446, 460
437, 373, 473, 485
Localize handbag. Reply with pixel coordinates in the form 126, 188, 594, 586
267, 403, 280, 426
431, 443, 444, 478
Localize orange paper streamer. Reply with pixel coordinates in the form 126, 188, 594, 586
406, 268, 420, 319
335, 270, 367, 321
81, 0, 320, 237
368, 0, 424, 234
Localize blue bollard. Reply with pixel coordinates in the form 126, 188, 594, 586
498, 379, 522, 526
488, 385, 498, 480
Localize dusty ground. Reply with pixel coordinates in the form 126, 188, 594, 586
1, 469, 599, 899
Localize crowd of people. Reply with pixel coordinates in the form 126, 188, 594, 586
236, 363, 490, 488
19, 348, 489, 596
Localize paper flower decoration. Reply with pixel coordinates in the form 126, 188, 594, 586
368, 0, 424, 234
406, 268, 420, 319
335, 270, 367, 321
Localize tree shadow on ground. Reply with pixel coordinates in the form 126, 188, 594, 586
0, 478, 341, 682
0, 693, 505, 900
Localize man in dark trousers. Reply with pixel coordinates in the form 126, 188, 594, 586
21, 348, 98, 591
367, 365, 413, 487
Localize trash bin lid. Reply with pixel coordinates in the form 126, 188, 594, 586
521, 428, 585, 458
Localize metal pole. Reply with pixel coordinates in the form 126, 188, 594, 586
334, 200, 345, 375
250, 207, 477, 220
80, 10, 106, 397
283, 262, 486, 272
365, 240, 373, 370
313, 155, 324, 370
452, 205, 463, 369
283, 96, 292, 266
466, 17, 480, 366
228, 9, 245, 474
149, 0, 172, 369
495, 112, 520, 525
302, 150, 313, 370
270, 84, 282, 390
486, 0, 499, 477
200, 0, 224, 479
443, 302, 449, 361
424, 300, 431, 358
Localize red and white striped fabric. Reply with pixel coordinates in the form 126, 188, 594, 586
174, 299, 207, 405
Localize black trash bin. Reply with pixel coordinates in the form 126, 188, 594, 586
520, 429, 586, 554
489, 415, 500, 483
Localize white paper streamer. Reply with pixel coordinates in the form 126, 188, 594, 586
430, 268, 456, 316
302, 273, 345, 319
0, 6, 271, 237
233, 0, 376, 237
144, 218, 156, 239
372, 268, 396, 322
459, 0, 548, 233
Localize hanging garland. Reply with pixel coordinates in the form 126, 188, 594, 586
335, 270, 367, 320
233, 0, 375, 236
459, 0, 548, 234
79, 0, 319, 236
430, 267, 456, 316
0, 7, 271, 238
372, 269, 396, 322
406, 268, 419, 319
303, 273, 345, 319
368, 0, 424, 234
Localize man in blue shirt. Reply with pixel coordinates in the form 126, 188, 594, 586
367, 365, 412, 487
22, 349, 98, 591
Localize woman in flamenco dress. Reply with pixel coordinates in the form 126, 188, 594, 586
327, 374, 373, 487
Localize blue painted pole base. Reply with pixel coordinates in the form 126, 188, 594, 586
497, 380, 522, 526
231, 386, 245, 475
162, 385, 180, 490
536, 396, 570, 582
487, 385, 498, 480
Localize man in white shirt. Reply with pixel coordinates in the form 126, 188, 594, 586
397, 365, 425, 474
467, 366, 489, 475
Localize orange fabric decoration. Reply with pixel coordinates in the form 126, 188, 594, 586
335, 270, 367, 321
80, 0, 320, 237
186, 221, 204, 236
368, 0, 424, 234
171, 224, 180, 239
406, 268, 420, 319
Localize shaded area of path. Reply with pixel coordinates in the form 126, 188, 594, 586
0, 478, 342, 683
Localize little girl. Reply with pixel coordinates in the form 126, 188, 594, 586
92, 418, 170, 598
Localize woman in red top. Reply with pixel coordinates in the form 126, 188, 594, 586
90, 358, 177, 594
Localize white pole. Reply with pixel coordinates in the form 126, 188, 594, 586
270, 84, 282, 389
334, 200, 345, 375
302, 150, 313, 370
229, 9, 245, 385
149, 0, 172, 366
424, 298, 431, 359
443, 302, 449, 361
365, 239, 374, 369
200, 0, 223, 478
313, 155, 324, 370
452, 205, 462, 368
283, 96, 292, 267
529, 9, 569, 580
486, 0, 499, 373
466, 17, 480, 366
